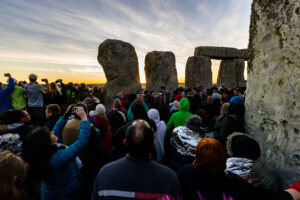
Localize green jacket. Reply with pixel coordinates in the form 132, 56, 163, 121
166, 97, 193, 132
10, 86, 27, 110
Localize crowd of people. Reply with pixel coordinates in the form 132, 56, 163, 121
0, 73, 299, 200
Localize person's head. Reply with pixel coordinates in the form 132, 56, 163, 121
207, 96, 213, 104
0, 110, 30, 124
80, 83, 86, 89
226, 132, 261, 160
28, 74, 37, 83
113, 98, 122, 111
95, 104, 106, 116
228, 102, 245, 116
72, 103, 88, 120
0, 82, 2, 90
49, 82, 59, 93
185, 115, 202, 132
67, 82, 73, 89
83, 97, 94, 111
45, 104, 60, 118
124, 120, 154, 158
107, 110, 126, 131
0, 151, 28, 200
132, 102, 148, 120
220, 103, 230, 116
147, 109, 160, 122
194, 138, 226, 174
22, 127, 58, 178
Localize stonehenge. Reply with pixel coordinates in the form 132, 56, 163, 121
185, 56, 212, 88
245, 0, 300, 188
97, 39, 141, 106
97, 39, 247, 102
186, 46, 247, 88
145, 51, 178, 92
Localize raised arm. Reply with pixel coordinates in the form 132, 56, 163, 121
50, 107, 91, 169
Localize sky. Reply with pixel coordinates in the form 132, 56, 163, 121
0, 0, 252, 84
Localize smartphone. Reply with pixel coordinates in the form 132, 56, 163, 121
4, 73, 10, 77
41, 79, 47, 81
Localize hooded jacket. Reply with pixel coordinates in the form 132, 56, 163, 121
166, 98, 193, 132
0, 78, 15, 110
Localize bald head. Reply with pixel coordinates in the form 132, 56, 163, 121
126, 120, 154, 158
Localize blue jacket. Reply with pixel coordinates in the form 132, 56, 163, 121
41, 117, 91, 200
0, 78, 15, 110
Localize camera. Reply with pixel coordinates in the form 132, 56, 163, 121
41, 79, 47, 82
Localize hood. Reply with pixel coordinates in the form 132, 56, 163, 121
148, 108, 160, 121
179, 97, 190, 111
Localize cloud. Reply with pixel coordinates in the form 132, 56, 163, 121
0, 0, 251, 83
70, 67, 103, 73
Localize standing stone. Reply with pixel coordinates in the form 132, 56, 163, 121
235, 59, 246, 87
145, 51, 178, 92
97, 39, 141, 106
217, 59, 245, 87
217, 59, 237, 87
246, 0, 300, 188
185, 56, 212, 88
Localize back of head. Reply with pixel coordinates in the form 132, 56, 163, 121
22, 127, 57, 178
126, 120, 154, 158
185, 115, 202, 132
0, 151, 27, 200
179, 97, 190, 111
228, 102, 245, 116
226, 132, 261, 160
147, 109, 160, 121
220, 103, 230, 116
132, 102, 148, 120
46, 104, 60, 116
107, 110, 126, 131
195, 138, 226, 173
95, 104, 106, 116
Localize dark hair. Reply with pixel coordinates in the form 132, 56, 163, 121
0, 110, 26, 124
21, 127, 58, 179
132, 102, 149, 121
46, 104, 60, 116
0, 151, 28, 200
126, 120, 154, 158
72, 103, 88, 120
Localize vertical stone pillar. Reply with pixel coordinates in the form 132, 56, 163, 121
145, 51, 178, 92
235, 59, 246, 87
246, 0, 300, 187
185, 56, 212, 88
217, 59, 237, 87
98, 39, 141, 106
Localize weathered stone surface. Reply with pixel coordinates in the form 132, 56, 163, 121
145, 51, 178, 92
98, 39, 141, 106
246, 0, 300, 188
235, 59, 246, 87
217, 59, 245, 87
185, 56, 212, 88
194, 46, 248, 60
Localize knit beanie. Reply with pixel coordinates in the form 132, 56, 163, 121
226, 132, 261, 160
